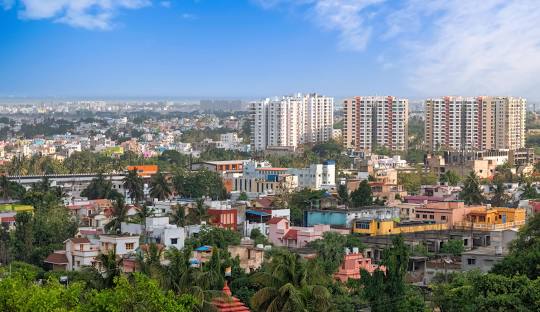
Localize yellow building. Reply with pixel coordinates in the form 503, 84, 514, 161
353, 219, 448, 236
454, 207, 526, 231
0, 204, 34, 213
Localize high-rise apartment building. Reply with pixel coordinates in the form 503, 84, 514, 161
425, 96, 526, 151
250, 93, 334, 151
343, 96, 409, 152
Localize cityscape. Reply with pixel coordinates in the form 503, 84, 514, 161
1, 1, 540, 312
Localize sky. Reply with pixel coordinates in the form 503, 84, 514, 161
1, 0, 540, 100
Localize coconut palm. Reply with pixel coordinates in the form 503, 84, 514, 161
491, 179, 510, 207
105, 198, 129, 234
187, 199, 209, 225
149, 170, 171, 200
459, 171, 485, 205
520, 180, 539, 199
169, 204, 187, 227
136, 204, 154, 241
137, 242, 164, 279
123, 169, 144, 204
251, 249, 331, 312
0, 175, 12, 200
96, 249, 122, 288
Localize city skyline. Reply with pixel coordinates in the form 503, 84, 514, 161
1, 0, 540, 100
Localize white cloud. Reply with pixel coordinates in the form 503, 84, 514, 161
8, 0, 152, 30
254, 0, 383, 51
397, 0, 540, 97
160, 1, 171, 8
257, 0, 540, 98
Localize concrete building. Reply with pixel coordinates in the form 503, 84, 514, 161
99, 234, 140, 256
304, 207, 400, 228
121, 216, 185, 250
334, 248, 384, 282
343, 96, 409, 152
425, 96, 526, 151
228, 238, 266, 273
250, 93, 334, 151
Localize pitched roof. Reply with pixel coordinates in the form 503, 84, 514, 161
267, 217, 287, 225
44, 253, 68, 265
254, 197, 273, 209
282, 229, 298, 240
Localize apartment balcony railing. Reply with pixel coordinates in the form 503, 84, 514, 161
453, 220, 525, 231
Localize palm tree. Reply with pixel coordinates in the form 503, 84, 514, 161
0, 175, 12, 200
520, 180, 539, 199
137, 242, 164, 279
105, 198, 129, 234
491, 179, 510, 207
149, 170, 171, 200
251, 249, 331, 312
96, 250, 122, 288
136, 204, 154, 241
123, 169, 144, 204
459, 171, 485, 205
169, 204, 187, 227
188, 199, 209, 225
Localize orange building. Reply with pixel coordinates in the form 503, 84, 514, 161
126, 165, 159, 178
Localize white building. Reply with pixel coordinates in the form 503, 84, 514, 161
99, 234, 140, 256
250, 93, 334, 151
343, 96, 408, 152
425, 96, 526, 151
121, 216, 185, 250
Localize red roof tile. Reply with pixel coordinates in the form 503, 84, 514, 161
44, 253, 68, 264
267, 217, 287, 225
211, 282, 251, 312
282, 229, 298, 240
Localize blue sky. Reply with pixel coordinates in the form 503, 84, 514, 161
1, 0, 540, 99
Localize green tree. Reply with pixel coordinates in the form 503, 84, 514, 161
520, 180, 539, 200
95, 250, 122, 288
398, 172, 422, 194
459, 171, 485, 205
81, 173, 123, 201
105, 198, 129, 234
251, 248, 331, 312
490, 179, 510, 207
12, 212, 33, 262
337, 184, 349, 205
440, 170, 461, 186
306, 232, 365, 275
491, 212, 540, 279
287, 189, 326, 225
238, 192, 248, 201
149, 170, 172, 200
123, 169, 144, 203
186, 225, 241, 250
440, 239, 465, 257
169, 204, 187, 227
350, 180, 373, 207
187, 199, 210, 225
360, 235, 426, 312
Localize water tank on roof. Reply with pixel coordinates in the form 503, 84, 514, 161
256, 244, 264, 249
352, 247, 359, 254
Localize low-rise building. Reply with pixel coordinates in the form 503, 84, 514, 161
304, 207, 400, 228
334, 248, 384, 282
228, 238, 266, 273
353, 219, 448, 236
121, 216, 184, 249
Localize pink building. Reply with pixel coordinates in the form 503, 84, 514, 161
334, 250, 385, 282
267, 217, 349, 248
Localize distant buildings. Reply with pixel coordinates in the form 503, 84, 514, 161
425, 96, 526, 151
250, 93, 334, 151
343, 96, 409, 152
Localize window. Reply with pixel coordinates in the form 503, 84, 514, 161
171, 238, 178, 245
416, 214, 420, 218
429, 215, 435, 220
441, 215, 447, 221
467, 258, 476, 265
125, 243, 134, 250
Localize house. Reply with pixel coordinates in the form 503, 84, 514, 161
208, 207, 238, 230
304, 207, 400, 228
121, 216, 185, 249
44, 237, 100, 272
267, 217, 349, 248
454, 206, 526, 231
228, 238, 266, 273
353, 219, 448, 236
99, 234, 140, 256
126, 165, 159, 178
334, 248, 385, 282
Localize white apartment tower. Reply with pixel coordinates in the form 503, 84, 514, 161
425, 96, 526, 151
250, 93, 334, 151
343, 96, 409, 152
